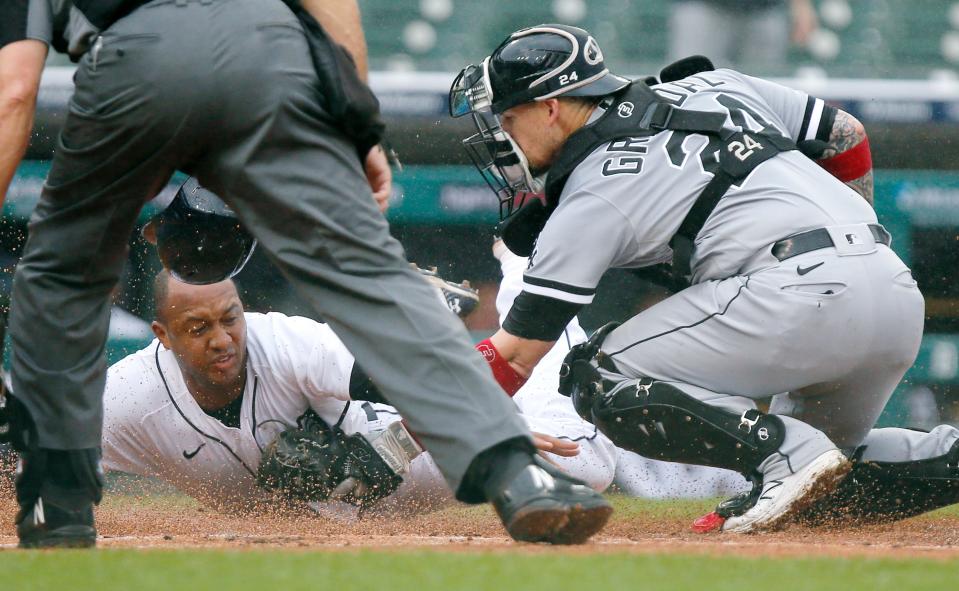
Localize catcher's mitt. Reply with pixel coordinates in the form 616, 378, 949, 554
257, 408, 420, 508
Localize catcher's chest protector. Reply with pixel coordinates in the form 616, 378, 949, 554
543, 79, 797, 282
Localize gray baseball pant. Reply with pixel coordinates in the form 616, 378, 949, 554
8, 0, 530, 496
597, 235, 947, 481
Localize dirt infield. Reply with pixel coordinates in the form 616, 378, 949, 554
2, 494, 958, 559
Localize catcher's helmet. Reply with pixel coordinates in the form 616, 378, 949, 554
450, 24, 629, 117
449, 25, 629, 219
143, 178, 256, 285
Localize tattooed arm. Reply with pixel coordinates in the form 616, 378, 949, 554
817, 109, 874, 205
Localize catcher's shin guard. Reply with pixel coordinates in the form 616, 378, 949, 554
587, 380, 786, 476
560, 322, 786, 476
800, 440, 959, 525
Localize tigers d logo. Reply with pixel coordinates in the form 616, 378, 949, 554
617, 102, 634, 118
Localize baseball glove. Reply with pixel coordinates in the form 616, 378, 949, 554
413, 264, 480, 318
256, 408, 420, 508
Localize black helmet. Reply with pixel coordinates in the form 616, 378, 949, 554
449, 25, 628, 220
143, 178, 256, 285
450, 24, 628, 117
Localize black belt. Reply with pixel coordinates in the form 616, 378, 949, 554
771, 224, 891, 262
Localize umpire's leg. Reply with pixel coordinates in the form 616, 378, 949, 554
8, 26, 182, 546
206, 121, 531, 500
195, 6, 532, 499
10, 80, 177, 451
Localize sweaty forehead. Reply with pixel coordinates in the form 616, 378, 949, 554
164, 280, 242, 322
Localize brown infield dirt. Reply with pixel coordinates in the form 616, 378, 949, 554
1, 494, 959, 559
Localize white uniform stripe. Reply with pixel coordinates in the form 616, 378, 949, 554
804, 98, 824, 141
522, 281, 595, 305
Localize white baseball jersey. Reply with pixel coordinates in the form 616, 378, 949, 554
102, 272, 620, 513
522, 69, 876, 304
102, 312, 396, 511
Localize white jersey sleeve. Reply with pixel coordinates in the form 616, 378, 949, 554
494, 247, 618, 491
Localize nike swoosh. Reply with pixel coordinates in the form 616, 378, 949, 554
182, 444, 205, 459
759, 480, 783, 500
796, 261, 824, 276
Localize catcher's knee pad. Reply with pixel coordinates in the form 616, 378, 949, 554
588, 380, 786, 476
802, 441, 959, 525
558, 322, 621, 422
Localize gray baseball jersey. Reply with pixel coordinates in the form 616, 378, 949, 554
522, 68, 874, 303
507, 69, 954, 484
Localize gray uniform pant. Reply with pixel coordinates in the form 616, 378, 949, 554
599, 232, 955, 480
8, 0, 530, 495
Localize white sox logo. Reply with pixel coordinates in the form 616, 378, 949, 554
617, 102, 634, 118
583, 36, 603, 65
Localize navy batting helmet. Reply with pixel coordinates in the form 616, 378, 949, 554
143, 178, 256, 285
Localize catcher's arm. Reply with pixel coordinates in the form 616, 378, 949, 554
799, 109, 873, 205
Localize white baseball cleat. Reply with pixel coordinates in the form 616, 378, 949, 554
722, 449, 851, 533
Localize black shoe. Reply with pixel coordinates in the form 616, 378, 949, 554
16, 495, 96, 549
15, 448, 102, 549
489, 456, 612, 545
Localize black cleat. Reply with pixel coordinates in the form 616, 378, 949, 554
14, 448, 103, 549
490, 456, 612, 545
16, 495, 96, 549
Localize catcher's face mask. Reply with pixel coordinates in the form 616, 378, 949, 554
451, 25, 627, 220
144, 178, 257, 285
450, 59, 544, 220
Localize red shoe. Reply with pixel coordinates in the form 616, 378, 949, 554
691, 511, 726, 533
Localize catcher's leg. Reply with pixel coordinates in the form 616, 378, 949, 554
799, 425, 959, 525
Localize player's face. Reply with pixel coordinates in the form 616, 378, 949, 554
500, 101, 562, 175
155, 280, 248, 390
